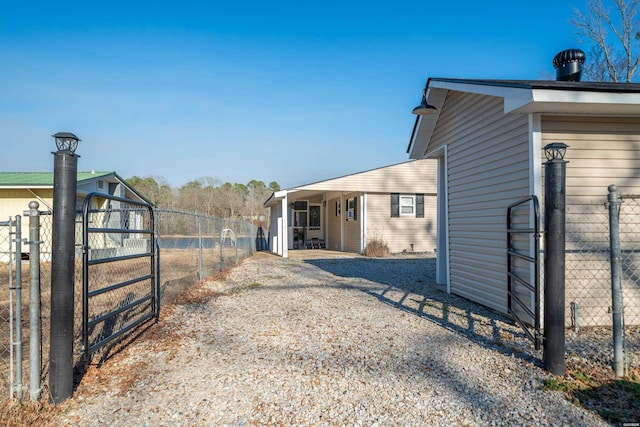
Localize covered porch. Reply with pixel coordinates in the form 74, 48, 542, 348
264, 188, 362, 258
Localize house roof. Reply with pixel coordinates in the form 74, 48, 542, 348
264, 159, 437, 207
0, 171, 150, 204
426, 78, 640, 93
408, 78, 640, 158
0, 171, 114, 187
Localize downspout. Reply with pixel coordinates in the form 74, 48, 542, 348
529, 113, 543, 311
340, 193, 345, 251
432, 145, 450, 292
323, 194, 328, 243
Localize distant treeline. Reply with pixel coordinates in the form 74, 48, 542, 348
126, 176, 279, 221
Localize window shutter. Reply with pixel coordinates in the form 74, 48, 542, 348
416, 194, 424, 218
390, 193, 399, 217
353, 197, 358, 220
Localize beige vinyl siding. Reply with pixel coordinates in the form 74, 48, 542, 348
298, 159, 437, 194
543, 116, 640, 326
431, 91, 530, 314
0, 189, 53, 221
0, 189, 54, 261
343, 192, 361, 253
366, 193, 437, 253
327, 196, 342, 251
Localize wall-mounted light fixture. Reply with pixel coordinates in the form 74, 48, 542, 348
544, 142, 568, 161
412, 88, 437, 115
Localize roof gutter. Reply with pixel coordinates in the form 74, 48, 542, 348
264, 189, 289, 208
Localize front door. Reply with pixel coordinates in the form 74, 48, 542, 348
307, 204, 322, 239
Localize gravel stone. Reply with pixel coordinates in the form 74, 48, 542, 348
55, 252, 609, 426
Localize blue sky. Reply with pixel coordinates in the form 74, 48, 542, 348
1, 1, 585, 189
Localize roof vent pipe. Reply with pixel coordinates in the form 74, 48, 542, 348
553, 49, 585, 82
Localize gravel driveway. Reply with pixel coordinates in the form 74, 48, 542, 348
56, 252, 608, 426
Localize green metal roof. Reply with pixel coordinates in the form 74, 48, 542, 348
0, 171, 114, 186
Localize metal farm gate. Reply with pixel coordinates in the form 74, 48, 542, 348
507, 195, 542, 350
82, 193, 158, 360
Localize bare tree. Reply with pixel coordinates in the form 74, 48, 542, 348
573, 0, 640, 82
217, 183, 245, 218
127, 175, 279, 221
246, 180, 272, 221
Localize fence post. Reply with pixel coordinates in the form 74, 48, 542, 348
197, 216, 204, 281
27, 202, 42, 400
155, 209, 162, 314
543, 143, 568, 376
235, 224, 239, 264
49, 137, 79, 404
11, 215, 23, 399
607, 184, 625, 377
219, 222, 225, 270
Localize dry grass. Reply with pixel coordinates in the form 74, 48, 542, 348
364, 239, 390, 258
0, 255, 243, 426
0, 399, 61, 427
0, 246, 248, 424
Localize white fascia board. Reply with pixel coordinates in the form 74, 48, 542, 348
408, 87, 447, 159
507, 89, 640, 114
1, 185, 52, 189
407, 115, 424, 159
533, 89, 640, 105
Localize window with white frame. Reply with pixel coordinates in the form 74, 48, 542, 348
346, 198, 355, 220
399, 195, 415, 216
391, 193, 424, 218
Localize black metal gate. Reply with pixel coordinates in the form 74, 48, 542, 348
507, 195, 542, 350
82, 192, 157, 360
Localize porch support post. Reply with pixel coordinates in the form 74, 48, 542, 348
281, 196, 288, 258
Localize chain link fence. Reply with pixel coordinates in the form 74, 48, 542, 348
156, 209, 260, 304
0, 211, 58, 400
565, 192, 639, 375
0, 218, 17, 398
0, 201, 261, 401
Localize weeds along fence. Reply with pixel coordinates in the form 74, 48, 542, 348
0, 211, 85, 401
155, 209, 261, 305
565, 187, 640, 376
0, 204, 262, 400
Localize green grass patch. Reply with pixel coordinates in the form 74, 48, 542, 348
246, 282, 263, 288
540, 369, 640, 424
540, 377, 575, 393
